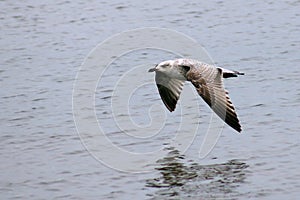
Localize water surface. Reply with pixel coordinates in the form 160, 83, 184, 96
1, 0, 299, 199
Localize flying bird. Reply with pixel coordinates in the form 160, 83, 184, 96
148, 58, 244, 132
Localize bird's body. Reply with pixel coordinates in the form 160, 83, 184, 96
148, 58, 244, 132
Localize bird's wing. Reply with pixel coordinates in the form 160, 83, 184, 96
155, 71, 185, 112
186, 65, 242, 132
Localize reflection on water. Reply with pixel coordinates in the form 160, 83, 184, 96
146, 147, 249, 199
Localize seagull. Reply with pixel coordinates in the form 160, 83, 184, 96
148, 58, 244, 132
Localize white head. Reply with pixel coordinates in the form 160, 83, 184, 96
148, 59, 187, 80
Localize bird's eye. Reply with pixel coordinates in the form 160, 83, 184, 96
161, 64, 168, 68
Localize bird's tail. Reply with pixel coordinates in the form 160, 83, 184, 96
219, 67, 245, 78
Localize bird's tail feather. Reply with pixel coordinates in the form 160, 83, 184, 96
218, 67, 244, 78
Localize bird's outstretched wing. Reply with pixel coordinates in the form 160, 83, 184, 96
155, 71, 185, 112
186, 65, 242, 132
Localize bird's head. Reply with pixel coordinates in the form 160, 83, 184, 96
148, 59, 187, 80
148, 60, 173, 73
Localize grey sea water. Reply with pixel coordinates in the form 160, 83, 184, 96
1, 0, 299, 199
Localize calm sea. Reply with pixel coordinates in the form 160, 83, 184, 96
1, 0, 299, 199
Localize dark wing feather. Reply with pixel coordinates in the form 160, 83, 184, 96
155, 71, 185, 112
187, 65, 242, 132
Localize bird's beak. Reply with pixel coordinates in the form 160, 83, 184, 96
148, 68, 156, 72
148, 64, 158, 72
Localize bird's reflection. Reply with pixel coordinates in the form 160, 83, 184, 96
146, 147, 249, 199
